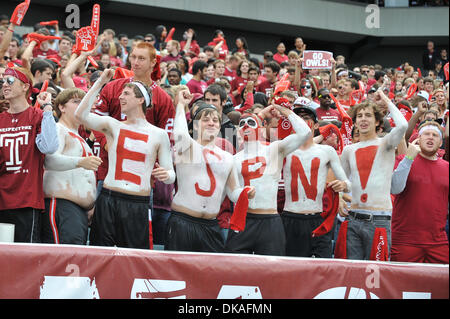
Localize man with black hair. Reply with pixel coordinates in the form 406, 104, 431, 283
204, 84, 238, 150
30, 59, 54, 85
316, 88, 342, 123
187, 60, 208, 94
257, 61, 280, 98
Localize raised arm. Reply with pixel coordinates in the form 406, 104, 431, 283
35, 92, 59, 154
74, 68, 115, 135
391, 142, 420, 194
271, 104, 311, 156
173, 89, 194, 154
377, 89, 408, 149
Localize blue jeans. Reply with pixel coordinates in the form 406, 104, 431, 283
346, 211, 391, 260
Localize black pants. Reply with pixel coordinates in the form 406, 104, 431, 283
89, 188, 151, 249
281, 211, 332, 258
225, 213, 286, 256
0, 208, 41, 243
41, 198, 88, 245
165, 211, 225, 253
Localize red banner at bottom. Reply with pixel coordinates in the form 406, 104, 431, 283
0, 243, 447, 299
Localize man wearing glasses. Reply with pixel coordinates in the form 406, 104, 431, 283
316, 88, 343, 123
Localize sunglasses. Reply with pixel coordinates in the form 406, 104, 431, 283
319, 94, 331, 99
144, 39, 154, 42
239, 117, 258, 129
3, 56, 11, 61
300, 85, 311, 89
0, 76, 16, 86
338, 86, 344, 89
87, 68, 96, 73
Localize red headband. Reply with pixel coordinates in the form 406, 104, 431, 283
4, 68, 32, 87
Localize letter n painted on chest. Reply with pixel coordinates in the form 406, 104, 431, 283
195, 148, 222, 197
115, 129, 149, 185
241, 156, 266, 186
290, 156, 320, 202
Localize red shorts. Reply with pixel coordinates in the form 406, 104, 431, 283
390, 243, 449, 264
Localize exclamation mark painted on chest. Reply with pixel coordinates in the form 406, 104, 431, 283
355, 145, 378, 203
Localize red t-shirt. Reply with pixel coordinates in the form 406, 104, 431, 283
230, 76, 248, 106
316, 107, 343, 123
186, 78, 208, 95
32, 48, 58, 59
223, 67, 236, 83
273, 53, 289, 65
0, 107, 46, 210
392, 154, 449, 246
257, 80, 275, 98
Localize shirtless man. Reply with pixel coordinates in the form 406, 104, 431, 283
225, 104, 311, 256
167, 90, 255, 253
42, 88, 102, 245
75, 69, 175, 249
340, 89, 408, 260
282, 105, 351, 258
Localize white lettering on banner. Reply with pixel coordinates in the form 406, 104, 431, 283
39, 276, 100, 299
302, 51, 333, 70
217, 285, 263, 299
0, 131, 29, 171
131, 279, 186, 299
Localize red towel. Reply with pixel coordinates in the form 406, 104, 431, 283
334, 220, 348, 259
312, 187, 339, 237
229, 187, 252, 232
369, 227, 389, 261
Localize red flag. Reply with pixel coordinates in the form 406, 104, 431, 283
406, 83, 417, 100
34, 80, 48, 109
444, 62, 449, 81
330, 93, 353, 146
165, 27, 175, 42
113, 67, 134, 79
273, 73, 290, 96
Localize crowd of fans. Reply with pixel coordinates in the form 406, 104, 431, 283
0, 2, 448, 264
